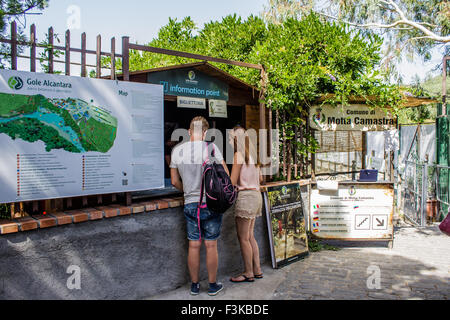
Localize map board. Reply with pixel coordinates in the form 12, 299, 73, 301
309, 183, 394, 240
263, 182, 309, 268
0, 70, 164, 203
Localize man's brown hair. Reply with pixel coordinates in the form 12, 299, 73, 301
190, 116, 209, 133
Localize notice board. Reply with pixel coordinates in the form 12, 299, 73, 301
309, 183, 394, 240
262, 182, 309, 268
0, 70, 164, 203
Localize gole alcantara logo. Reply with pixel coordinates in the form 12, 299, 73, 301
8, 76, 23, 90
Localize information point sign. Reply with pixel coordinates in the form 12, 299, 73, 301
0, 70, 164, 203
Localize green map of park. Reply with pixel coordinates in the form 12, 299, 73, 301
0, 93, 118, 153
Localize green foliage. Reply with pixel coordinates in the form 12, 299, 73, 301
0, 0, 49, 68
118, 12, 403, 177
0, 117, 80, 152
0, 203, 9, 219
307, 237, 340, 252
261, 0, 449, 82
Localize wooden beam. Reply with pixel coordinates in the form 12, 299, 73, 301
65, 29, 70, 75
128, 43, 262, 70
30, 24, 36, 72
122, 37, 130, 81
10, 21, 17, 70
111, 37, 116, 80
96, 35, 101, 78
48, 27, 54, 73
81, 32, 86, 77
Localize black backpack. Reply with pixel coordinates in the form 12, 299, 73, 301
198, 143, 237, 214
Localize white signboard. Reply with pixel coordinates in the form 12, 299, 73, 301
0, 70, 164, 203
177, 96, 206, 109
310, 104, 396, 131
208, 99, 227, 118
310, 183, 394, 239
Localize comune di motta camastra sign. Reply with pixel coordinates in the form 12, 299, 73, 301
310, 104, 396, 131
0, 70, 164, 203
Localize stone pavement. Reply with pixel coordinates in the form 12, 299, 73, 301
147, 223, 449, 300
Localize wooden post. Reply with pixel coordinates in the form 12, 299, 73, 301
48, 27, 54, 74
275, 109, 280, 178
268, 107, 273, 181
10, 21, 17, 70
82, 196, 88, 206
65, 30, 70, 76
96, 35, 101, 78
362, 131, 367, 169
10, 203, 15, 219
66, 197, 72, 209
125, 192, 132, 206
111, 37, 116, 80
30, 24, 36, 72
122, 37, 130, 81
443, 56, 448, 106
97, 195, 103, 205
81, 32, 87, 77
282, 111, 286, 177
32, 201, 39, 213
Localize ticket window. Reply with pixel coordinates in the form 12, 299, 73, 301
163, 99, 244, 181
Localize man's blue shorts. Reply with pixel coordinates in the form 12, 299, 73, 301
183, 202, 223, 241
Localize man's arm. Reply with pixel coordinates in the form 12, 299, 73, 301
170, 168, 183, 192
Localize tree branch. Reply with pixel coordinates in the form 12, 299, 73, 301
316, 0, 450, 43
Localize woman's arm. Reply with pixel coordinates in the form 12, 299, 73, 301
230, 152, 243, 186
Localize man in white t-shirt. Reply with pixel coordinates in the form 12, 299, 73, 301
170, 116, 229, 296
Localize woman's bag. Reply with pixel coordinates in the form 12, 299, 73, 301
439, 210, 450, 236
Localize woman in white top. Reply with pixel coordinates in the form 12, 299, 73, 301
229, 126, 263, 283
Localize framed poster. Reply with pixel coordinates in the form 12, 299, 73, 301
208, 99, 227, 118
0, 69, 164, 203
263, 182, 309, 268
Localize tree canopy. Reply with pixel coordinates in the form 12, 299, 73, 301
115, 12, 404, 178
262, 0, 449, 82
0, 0, 49, 68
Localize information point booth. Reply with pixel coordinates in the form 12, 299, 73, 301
115, 62, 265, 197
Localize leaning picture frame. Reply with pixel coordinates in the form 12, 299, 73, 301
262, 182, 309, 268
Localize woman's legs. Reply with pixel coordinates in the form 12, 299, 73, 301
231, 216, 254, 280
249, 218, 262, 275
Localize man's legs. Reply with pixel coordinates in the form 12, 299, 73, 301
204, 240, 218, 284
188, 240, 202, 283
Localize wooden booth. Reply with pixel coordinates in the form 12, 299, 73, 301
112, 62, 269, 194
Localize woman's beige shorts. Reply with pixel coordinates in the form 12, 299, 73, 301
235, 189, 263, 219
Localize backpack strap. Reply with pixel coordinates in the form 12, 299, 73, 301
196, 142, 210, 241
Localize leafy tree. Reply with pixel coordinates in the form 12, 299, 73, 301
251, 13, 403, 178
118, 13, 403, 178
262, 0, 449, 82
0, 0, 49, 68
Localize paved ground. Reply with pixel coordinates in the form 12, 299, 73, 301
147, 222, 449, 300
